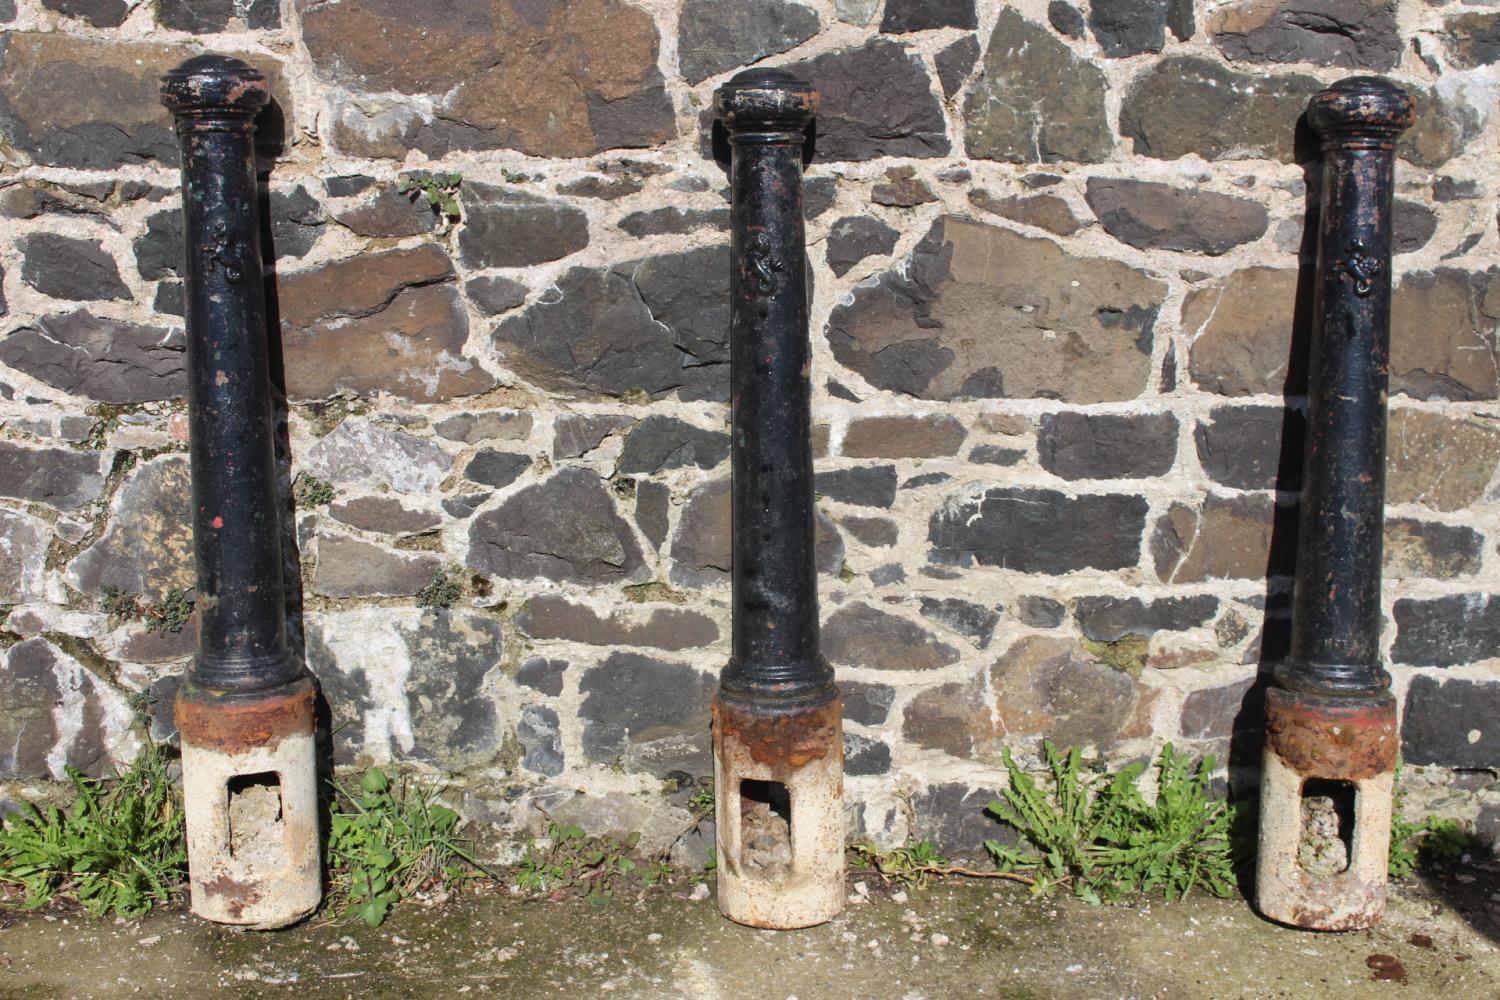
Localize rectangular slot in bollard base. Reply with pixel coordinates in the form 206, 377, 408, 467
713, 697, 845, 929
1255, 687, 1397, 931
177, 680, 321, 929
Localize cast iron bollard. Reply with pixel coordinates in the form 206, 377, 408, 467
162, 55, 321, 929
712, 68, 844, 929
1255, 76, 1414, 932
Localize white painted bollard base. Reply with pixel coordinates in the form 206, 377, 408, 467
1255, 750, 1393, 931
713, 698, 845, 929
181, 730, 322, 929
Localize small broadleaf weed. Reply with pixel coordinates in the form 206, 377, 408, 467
985, 741, 1236, 904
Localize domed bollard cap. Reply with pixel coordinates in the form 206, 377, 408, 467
1307, 76, 1415, 146
715, 67, 817, 129
161, 54, 270, 117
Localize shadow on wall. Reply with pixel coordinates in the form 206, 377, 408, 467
1223, 112, 1321, 811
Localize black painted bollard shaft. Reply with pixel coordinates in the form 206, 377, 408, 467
163, 55, 296, 695
712, 68, 844, 930
720, 68, 832, 710
1256, 76, 1413, 933
163, 54, 320, 930
1282, 76, 1414, 699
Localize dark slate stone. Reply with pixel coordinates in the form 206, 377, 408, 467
465, 276, 529, 315
0, 441, 105, 510
578, 652, 717, 775
843, 681, 896, 726
1393, 199, 1438, 255
330, 184, 438, 239
919, 596, 1001, 649
805, 176, 838, 219
826, 215, 1163, 402
901, 472, 951, 490
1090, 0, 1172, 56
617, 416, 730, 474
1037, 412, 1178, 480
840, 515, 898, 548
1447, 12, 1500, 69
964, 9, 1110, 164
457, 184, 590, 269
619, 207, 729, 237
1085, 178, 1269, 255
1194, 405, 1303, 490
0, 311, 184, 404
1210, 0, 1400, 70
1386, 518, 1484, 580
826, 216, 900, 277
268, 185, 324, 259
41, 0, 126, 27
823, 602, 960, 671
67, 455, 191, 596
844, 733, 892, 776
157, 0, 280, 30
1167, 0, 1195, 39
934, 34, 980, 98
868, 563, 906, 586
1403, 675, 1500, 769
781, 40, 950, 161
635, 479, 671, 551
134, 208, 182, 281
492, 245, 729, 401
1119, 57, 1322, 164
304, 622, 373, 765
1392, 594, 1500, 667
910, 782, 1010, 858
1048, 1, 1086, 38
930, 487, 1147, 573
517, 704, 564, 776
1015, 595, 1066, 629
881, 0, 977, 32
153, 281, 184, 318
325, 175, 375, 198
396, 611, 502, 770
669, 476, 845, 586
0, 638, 123, 779
465, 450, 531, 489
814, 465, 898, 508
1074, 595, 1219, 641
20, 234, 130, 302
678, 0, 821, 84
1433, 177, 1479, 202
553, 413, 632, 459
516, 657, 568, 697
970, 444, 1025, 466
467, 467, 648, 584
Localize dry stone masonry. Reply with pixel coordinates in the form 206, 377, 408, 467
0, 0, 1497, 857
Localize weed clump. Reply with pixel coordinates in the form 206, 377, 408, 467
291, 473, 336, 508
325, 767, 477, 927
100, 586, 194, 633
416, 567, 464, 610
1388, 759, 1476, 878
0, 742, 186, 919
514, 823, 658, 903
984, 741, 1237, 904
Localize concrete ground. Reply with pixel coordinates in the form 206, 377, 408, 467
1, 872, 1497, 999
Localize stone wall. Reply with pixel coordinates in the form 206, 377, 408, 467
1, 0, 1498, 857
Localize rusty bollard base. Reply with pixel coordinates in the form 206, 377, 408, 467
1255, 686, 1397, 931
176, 676, 321, 929
713, 695, 845, 929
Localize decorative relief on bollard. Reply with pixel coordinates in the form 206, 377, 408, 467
712, 68, 845, 930
162, 55, 321, 929
1255, 77, 1414, 932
